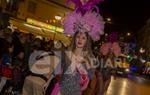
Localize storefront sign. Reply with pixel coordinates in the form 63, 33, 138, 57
26, 18, 64, 33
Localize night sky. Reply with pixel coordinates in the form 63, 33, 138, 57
98, 0, 150, 33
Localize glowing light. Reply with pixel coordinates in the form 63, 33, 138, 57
140, 58, 146, 63
24, 23, 41, 30
26, 18, 63, 33
105, 33, 108, 36
125, 68, 130, 72
46, 20, 49, 23
67, 34, 71, 37
107, 18, 111, 22
127, 32, 131, 36
56, 27, 64, 33
55, 15, 62, 20
43, 28, 55, 33
49, 20, 52, 23
6, 0, 10, 3
127, 55, 133, 62
139, 48, 145, 53
53, 19, 56, 23
129, 67, 138, 71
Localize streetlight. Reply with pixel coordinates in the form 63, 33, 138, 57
105, 33, 108, 36
55, 15, 62, 20
105, 17, 112, 24
107, 18, 111, 22
6, 0, 10, 3
139, 48, 145, 53
127, 32, 131, 36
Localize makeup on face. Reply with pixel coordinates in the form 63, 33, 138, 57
75, 32, 87, 48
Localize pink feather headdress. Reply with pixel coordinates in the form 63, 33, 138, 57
67, 0, 104, 15
63, 10, 104, 41
100, 42, 121, 57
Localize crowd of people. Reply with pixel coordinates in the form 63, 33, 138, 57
0, 0, 115, 95
0, 30, 61, 95
0, 23, 114, 95
0, 28, 113, 95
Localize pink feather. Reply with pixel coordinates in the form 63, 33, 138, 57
66, 0, 104, 14
112, 42, 121, 57
63, 11, 104, 41
100, 42, 121, 57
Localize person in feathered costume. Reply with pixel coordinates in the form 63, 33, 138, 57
98, 32, 121, 95
43, 0, 104, 95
